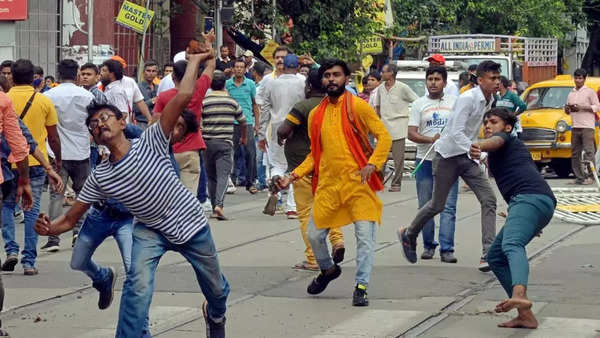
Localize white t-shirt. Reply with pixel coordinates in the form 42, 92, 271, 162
157, 73, 175, 95
121, 76, 144, 110
408, 94, 457, 160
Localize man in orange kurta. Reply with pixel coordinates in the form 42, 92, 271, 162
278, 59, 391, 307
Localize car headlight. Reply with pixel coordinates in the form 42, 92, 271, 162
556, 120, 568, 133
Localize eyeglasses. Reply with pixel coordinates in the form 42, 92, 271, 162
88, 112, 116, 131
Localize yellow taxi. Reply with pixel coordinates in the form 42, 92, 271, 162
519, 75, 600, 177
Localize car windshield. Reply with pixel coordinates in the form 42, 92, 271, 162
397, 79, 458, 98
525, 87, 573, 110
444, 57, 509, 78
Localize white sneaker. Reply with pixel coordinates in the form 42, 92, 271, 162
202, 201, 212, 213
14, 210, 24, 224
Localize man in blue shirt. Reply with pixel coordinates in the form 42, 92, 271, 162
226, 59, 259, 193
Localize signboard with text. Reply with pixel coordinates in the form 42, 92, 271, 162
359, 36, 383, 55
0, 0, 27, 21
438, 39, 497, 53
260, 39, 279, 67
116, 1, 154, 34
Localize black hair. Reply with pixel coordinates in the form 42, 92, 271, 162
1, 60, 13, 69
33, 66, 44, 76
101, 60, 124, 80
85, 102, 124, 128
11, 59, 34, 85
163, 62, 174, 70
426, 65, 447, 82
468, 64, 478, 72
220, 45, 229, 51
57, 59, 79, 81
459, 71, 470, 85
81, 62, 99, 74
211, 70, 226, 90
483, 107, 517, 129
272, 46, 292, 58
362, 76, 369, 85
251, 61, 268, 76
181, 109, 199, 135
318, 59, 351, 79
44, 75, 55, 82
367, 71, 381, 81
499, 76, 510, 88
143, 60, 158, 69
233, 58, 246, 67
383, 63, 398, 77
574, 68, 588, 78
307, 68, 324, 94
172, 60, 187, 82
476, 60, 501, 78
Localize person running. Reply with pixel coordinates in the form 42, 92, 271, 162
202, 70, 247, 220
34, 50, 230, 338
407, 66, 459, 263
277, 59, 392, 307
277, 68, 345, 271
470, 107, 555, 329
398, 61, 501, 272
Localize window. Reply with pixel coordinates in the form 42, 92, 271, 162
525, 87, 572, 110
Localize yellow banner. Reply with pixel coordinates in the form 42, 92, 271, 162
116, 1, 155, 34
359, 36, 383, 55
260, 40, 280, 67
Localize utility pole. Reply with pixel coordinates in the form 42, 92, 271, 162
87, 0, 94, 63
215, 0, 223, 57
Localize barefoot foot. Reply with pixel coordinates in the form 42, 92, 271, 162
495, 297, 532, 313
498, 311, 538, 329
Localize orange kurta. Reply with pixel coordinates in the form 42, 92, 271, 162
292, 95, 392, 229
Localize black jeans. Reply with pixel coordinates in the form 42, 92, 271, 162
232, 124, 257, 188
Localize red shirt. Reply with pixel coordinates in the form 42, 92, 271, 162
154, 74, 211, 152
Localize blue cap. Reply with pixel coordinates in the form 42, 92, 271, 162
283, 54, 299, 68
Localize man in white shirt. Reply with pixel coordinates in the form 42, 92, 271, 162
100, 60, 129, 115
427, 54, 460, 97
109, 56, 151, 124
374, 63, 418, 192
43, 59, 95, 251
399, 61, 500, 272
406, 65, 459, 264
259, 53, 305, 218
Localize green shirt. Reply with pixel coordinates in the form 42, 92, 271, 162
225, 77, 257, 125
495, 90, 527, 113
283, 95, 324, 171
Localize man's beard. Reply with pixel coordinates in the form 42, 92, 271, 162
101, 78, 111, 88
326, 84, 345, 98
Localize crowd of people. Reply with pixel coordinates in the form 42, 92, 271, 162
0, 31, 579, 336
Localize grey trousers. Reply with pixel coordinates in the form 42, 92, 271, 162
391, 138, 406, 188
48, 158, 91, 245
204, 139, 234, 209
407, 153, 497, 255
571, 128, 596, 181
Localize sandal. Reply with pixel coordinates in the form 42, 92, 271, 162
213, 206, 229, 221
293, 261, 319, 271
247, 186, 258, 194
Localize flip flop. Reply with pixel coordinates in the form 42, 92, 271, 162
293, 261, 319, 271
247, 186, 258, 194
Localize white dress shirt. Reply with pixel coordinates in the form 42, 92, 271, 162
44, 82, 94, 160
104, 80, 130, 116
444, 80, 460, 97
435, 86, 494, 158
157, 73, 175, 95
374, 81, 419, 140
120, 76, 144, 110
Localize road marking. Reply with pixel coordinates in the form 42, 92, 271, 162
311, 310, 424, 338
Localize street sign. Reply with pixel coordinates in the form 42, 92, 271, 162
116, 1, 154, 34
438, 38, 497, 53
0, 0, 27, 21
359, 36, 383, 55
260, 40, 279, 67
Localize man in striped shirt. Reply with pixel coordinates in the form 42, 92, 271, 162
202, 70, 247, 220
34, 50, 229, 338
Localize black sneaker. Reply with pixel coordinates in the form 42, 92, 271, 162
440, 251, 458, 263
93, 267, 116, 310
1, 254, 18, 271
41, 241, 60, 253
421, 248, 435, 260
352, 284, 369, 307
203, 300, 226, 338
397, 227, 417, 264
307, 265, 341, 295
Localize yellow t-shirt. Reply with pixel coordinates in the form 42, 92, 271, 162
8, 85, 58, 167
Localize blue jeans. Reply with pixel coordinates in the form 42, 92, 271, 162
116, 224, 229, 337
2, 166, 46, 268
70, 206, 133, 283
487, 194, 554, 297
308, 217, 376, 286
415, 158, 458, 252
197, 151, 208, 203
256, 142, 267, 189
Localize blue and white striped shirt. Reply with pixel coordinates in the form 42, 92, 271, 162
78, 123, 207, 244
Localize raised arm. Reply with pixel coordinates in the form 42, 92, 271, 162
159, 50, 213, 137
